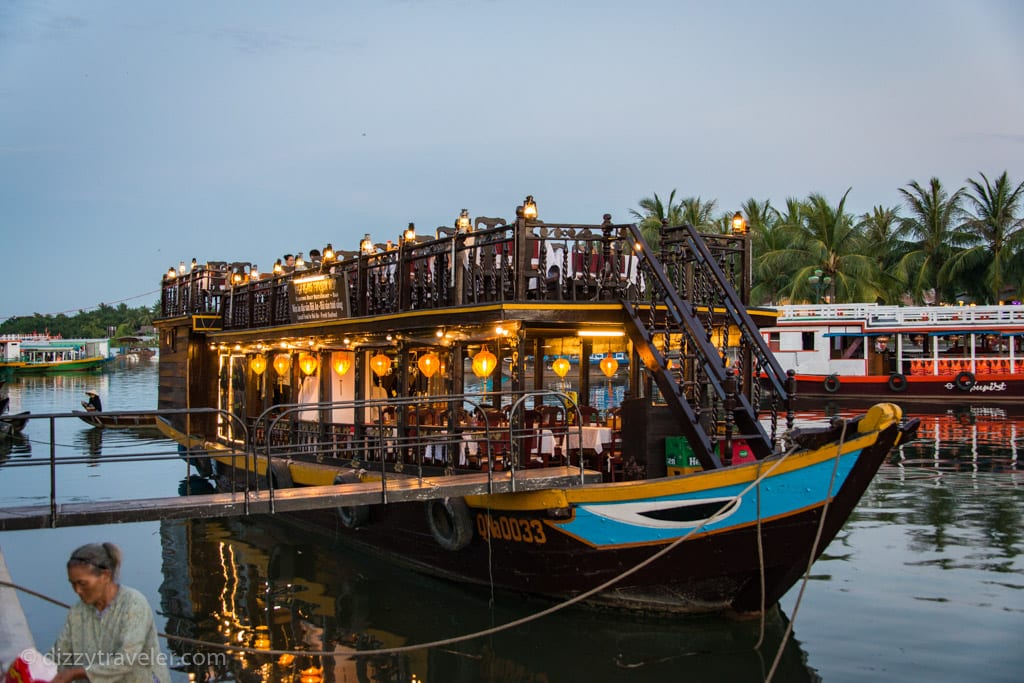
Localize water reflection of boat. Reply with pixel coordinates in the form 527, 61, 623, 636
159, 516, 822, 683
0, 431, 31, 461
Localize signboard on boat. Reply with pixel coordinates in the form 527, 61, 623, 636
288, 275, 349, 323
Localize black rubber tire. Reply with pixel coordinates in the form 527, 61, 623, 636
268, 460, 293, 489
887, 373, 908, 392
337, 505, 371, 529
426, 497, 473, 551
954, 371, 975, 391
823, 374, 841, 393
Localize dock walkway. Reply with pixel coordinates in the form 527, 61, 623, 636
0, 467, 600, 531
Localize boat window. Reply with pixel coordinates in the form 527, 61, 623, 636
801, 331, 815, 351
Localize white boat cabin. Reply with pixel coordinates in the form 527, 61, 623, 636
764, 303, 1024, 377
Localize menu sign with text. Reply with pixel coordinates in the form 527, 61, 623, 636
288, 275, 349, 323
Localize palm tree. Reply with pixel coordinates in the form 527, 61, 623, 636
857, 205, 909, 304
784, 189, 881, 303
679, 196, 718, 231
630, 190, 684, 248
755, 197, 806, 304
744, 199, 798, 305
897, 177, 969, 303
945, 171, 1024, 303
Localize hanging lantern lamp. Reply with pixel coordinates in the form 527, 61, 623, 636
417, 352, 440, 378
298, 352, 319, 376
552, 357, 571, 378
273, 354, 291, 377
472, 346, 497, 378
599, 353, 619, 378
250, 355, 267, 375
370, 352, 391, 377
333, 353, 352, 376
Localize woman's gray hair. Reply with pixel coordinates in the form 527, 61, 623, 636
67, 542, 122, 581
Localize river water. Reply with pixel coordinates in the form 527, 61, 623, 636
1, 363, 1022, 682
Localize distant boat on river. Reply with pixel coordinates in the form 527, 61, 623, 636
765, 303, 1024, 406
0, 334, 113, 377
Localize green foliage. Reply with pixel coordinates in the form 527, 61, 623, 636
634, 171, 1024, 305
0, 302, 158, 339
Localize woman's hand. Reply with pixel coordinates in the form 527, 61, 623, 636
52, 667, 89, 683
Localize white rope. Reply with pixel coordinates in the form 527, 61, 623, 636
764, 419, 848, 683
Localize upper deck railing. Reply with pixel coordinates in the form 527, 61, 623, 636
774, 303, 1024, 330
158, 215, 750, 329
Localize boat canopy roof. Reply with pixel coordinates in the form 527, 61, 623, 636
822, 331, 888, 337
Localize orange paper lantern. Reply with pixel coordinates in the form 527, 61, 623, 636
298, 352, 319, 376
249, 355, 267, 375
599, 353, 619, 378
273, 354, 291, 377
552, 357, 571, 378
472, 347, 497, 378
370, 352, 391, 377
332, 353, 352, 376
417, 352, 440, 378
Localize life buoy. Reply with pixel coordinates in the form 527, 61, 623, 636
823, 374, 840, 393
426, 497, 473, 551
954, 371, 975, 391
887, 373, 908, 392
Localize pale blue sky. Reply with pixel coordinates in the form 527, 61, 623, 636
1, 0, 1021, 318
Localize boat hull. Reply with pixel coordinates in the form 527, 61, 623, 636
0, 356, 111, 375
794, 373, 1024, 409
74, 411, 157, 429
224, 405, 910, 615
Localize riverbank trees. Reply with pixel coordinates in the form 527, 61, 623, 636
634, 170, 1024, 305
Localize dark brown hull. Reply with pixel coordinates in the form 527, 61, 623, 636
240, 419, 908, 616
794, 373, 1024, 410
74, 411, 158, 429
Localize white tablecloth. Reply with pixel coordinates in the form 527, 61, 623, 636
563, 426, 612, 454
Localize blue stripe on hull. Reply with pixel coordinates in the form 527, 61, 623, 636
560, 449, 861, 547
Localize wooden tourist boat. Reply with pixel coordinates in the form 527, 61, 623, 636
0, 334, 112, 376
154, 197, 919, 615
765, 303, 1024, 407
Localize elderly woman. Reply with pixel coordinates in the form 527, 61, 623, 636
50, 542, 170, 683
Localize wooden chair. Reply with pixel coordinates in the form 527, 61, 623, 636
577, 405, 600, 425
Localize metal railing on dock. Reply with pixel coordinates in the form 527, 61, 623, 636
0, 396, 601, 531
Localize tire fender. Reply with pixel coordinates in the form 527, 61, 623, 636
954, 371, 975, 391
426, 497, 474, 551
887, 373, 908, 392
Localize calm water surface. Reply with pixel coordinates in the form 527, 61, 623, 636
2, 364, 1022, 682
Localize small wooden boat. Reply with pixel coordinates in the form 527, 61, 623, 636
74, 410, 157, 429
0, 411, 30, 437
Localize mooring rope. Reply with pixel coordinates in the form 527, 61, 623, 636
763, 419, 848, 683
2, 439, 814, 662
